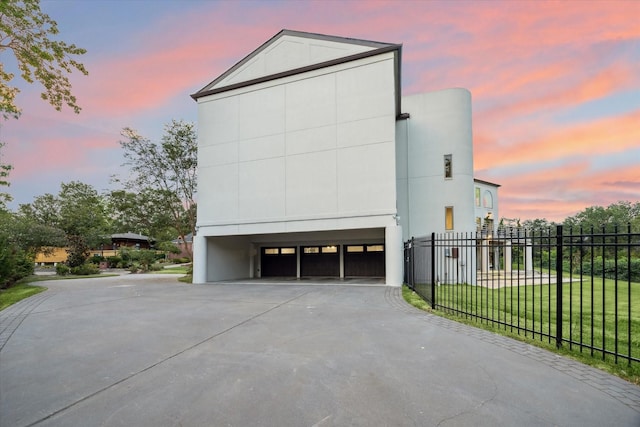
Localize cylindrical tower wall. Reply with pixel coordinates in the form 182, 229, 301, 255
403, 88, 476, 237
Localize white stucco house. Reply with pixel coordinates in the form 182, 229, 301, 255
191, 30, 499, 286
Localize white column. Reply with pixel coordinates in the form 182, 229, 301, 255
481, 241, 490, 273
385, 223, 403, 286
505, 241, 512, 273
249, 243, 256, 278
192, 234, 207, 284
525, 239, 533, 275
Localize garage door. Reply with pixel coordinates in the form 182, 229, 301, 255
301, 245, 339, 276
261, 247, 296, 277
344, 244, 385, 277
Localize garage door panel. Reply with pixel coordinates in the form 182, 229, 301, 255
344, 244, 385, 277
261, 247, 296, 277
301, 246, 339, 276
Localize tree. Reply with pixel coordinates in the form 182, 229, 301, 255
118, 120, 197, 259
18, 192, 59, 225
0, 208, 66, 287
0, 0, 88, 118
564, 201, 640, 232
5, 214, 66, 255
0, 142, 11, 209
107, 189, 175, 242
18, 181, 111, 266
57, 181, 109, 246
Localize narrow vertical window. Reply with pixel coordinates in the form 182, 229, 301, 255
445, 206, 454, 230
444, 154, 452, 178
475, 187, 481, 206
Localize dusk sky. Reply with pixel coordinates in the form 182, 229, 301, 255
2, 0, 639, 222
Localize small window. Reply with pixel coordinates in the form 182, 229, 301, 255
281, 248, 295, 255
304, 247, 319, 254
347, 245, 364, 253
264, 248, 279, 255
445, 206, 454, 230
367, 245, 384, 252
444, 154, 452, 178
475, 187, 481, 207
322, 245, 338, 254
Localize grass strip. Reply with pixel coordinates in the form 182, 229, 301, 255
0, 283, 47, 311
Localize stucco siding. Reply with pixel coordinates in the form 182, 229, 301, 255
397, 88, 476, 240
196, 53, 397, 233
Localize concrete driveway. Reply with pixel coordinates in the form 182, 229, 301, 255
1, 274, 639, 427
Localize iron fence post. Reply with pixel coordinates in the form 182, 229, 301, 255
556, 225, 563, 348
410, 237, 415, 290
431, 232, 436, 308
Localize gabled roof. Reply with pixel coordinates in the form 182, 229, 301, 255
191, 30, 402, 115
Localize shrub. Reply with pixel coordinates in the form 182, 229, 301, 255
129, 263, 140, 274
0, 237, 34, 288
56, 264, 70, 276
148, 263, 163, 272
89, 254, 105, 264
136, 250, 157, 270
106, 256, 122, 268
70, 263, 100, 276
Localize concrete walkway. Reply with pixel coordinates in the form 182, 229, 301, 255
1, 274, 639, 427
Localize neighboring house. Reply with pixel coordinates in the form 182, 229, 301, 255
190, 30, 499, 285
35, 232, 155, 265
111, 232, 155, 250
34, 247, 68, 266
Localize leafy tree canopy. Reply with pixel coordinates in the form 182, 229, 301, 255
0, 142, 11, 209
117, 119, 197, 258
107, 189, 175, 242
18, 180, 111, 248
0, 0, 88, 118
500, 201, 640, 233
564, 201, 640, 232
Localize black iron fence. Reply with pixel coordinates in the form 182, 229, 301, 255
404, 225, 640, 365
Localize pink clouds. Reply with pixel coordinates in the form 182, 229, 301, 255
475, 110, 640, 170
4, 0, 638, 224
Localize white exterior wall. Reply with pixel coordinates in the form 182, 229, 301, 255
195, 51, 399, 282
396, 88, 476, 240
205, 236, 251, 281
396, 89, 476, 285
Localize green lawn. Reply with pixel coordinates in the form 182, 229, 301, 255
157, 266, 190, 275
435, 277, 640, 364
0, 283, 47, 311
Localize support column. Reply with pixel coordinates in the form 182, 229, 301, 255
249, 243, 256, 278
481, 241, 490, 273
385, 223, 403, 286
525, 239, 533, 275
192, 234, 207, 284
505, 241, 512, 273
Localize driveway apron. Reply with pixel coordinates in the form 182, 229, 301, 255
1, 274, 639, 427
